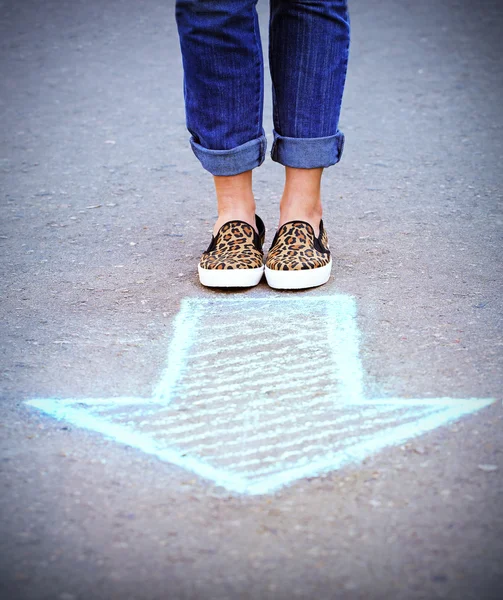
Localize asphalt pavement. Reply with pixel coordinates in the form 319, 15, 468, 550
1, 1, 502, 599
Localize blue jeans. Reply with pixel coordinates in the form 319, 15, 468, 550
175, 0, 350, 176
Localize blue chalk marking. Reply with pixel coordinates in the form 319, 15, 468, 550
26, 295, 495, 495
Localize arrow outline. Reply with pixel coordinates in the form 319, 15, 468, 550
26, 295, 495, 495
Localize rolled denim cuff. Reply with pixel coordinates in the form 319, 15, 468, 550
270, 130, 345, 169
190, 133, 267, 176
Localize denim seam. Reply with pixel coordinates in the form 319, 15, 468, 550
251, 1, 263, 144
337, 25, 351, 118
269, 2, 283, 141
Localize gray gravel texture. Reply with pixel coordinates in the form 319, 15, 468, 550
1, 0, 502, 599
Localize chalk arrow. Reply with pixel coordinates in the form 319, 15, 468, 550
27, 296, 494, 495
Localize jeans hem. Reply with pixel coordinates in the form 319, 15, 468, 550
190, 133, 267, 176
270, 130, 345, 169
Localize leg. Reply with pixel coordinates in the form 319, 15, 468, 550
265, 0, 350, 289
269, 0, 350, 233
175, 0, 265, 232
176, 0, 266, 285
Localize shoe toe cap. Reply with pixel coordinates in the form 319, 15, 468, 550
200, 249, 263, 270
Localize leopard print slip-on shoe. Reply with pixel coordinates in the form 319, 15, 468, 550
198, 215, 265, 287
265, 220, 332, 290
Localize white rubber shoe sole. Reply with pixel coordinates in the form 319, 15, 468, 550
265, 259, 332, 290
198, 264, 264, 288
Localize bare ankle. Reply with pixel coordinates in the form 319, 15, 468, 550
213, 171, 257, 234
278, 167, 324, 235
278, 206, 322, 236
213, 210, 257, 235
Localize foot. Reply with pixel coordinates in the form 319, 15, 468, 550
265, 219, 332, 290
198, 215, 266, 288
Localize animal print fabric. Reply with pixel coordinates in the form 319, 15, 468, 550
199, 220, 265, 271
266, 221, 330, 271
